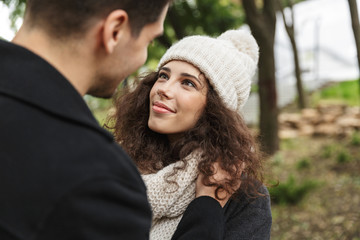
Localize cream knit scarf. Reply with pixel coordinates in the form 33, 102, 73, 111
141, 151, 201, 240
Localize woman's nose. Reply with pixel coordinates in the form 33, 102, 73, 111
157, 81, 174, 99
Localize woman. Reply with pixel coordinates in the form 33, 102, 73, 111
108, 29, 272, 239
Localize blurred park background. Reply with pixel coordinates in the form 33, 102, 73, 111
1, 0, 360, 239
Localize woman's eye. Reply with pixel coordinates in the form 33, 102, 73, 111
182, 80, 196, 88
158, 73, 169, 80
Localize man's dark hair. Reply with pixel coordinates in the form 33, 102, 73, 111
25, 0, 171, 38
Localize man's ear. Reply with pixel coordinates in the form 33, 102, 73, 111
102, 10, 130, 54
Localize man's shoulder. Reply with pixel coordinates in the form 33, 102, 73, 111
0, 91, 144, 193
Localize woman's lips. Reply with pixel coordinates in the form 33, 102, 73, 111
152, 102, 175, 114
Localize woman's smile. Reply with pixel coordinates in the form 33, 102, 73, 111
152, 101, 176, 114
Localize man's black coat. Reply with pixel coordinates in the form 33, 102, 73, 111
0, 40, 224, 240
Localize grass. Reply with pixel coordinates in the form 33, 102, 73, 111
336, 149, 352, 164
269, 174, 319, 205
311, 79, 360, 106
296, 157, 311, 170
269, 135, 360, 239
268, 77, 360, 239
351, 131, 360, 146
321, 144, 337, 159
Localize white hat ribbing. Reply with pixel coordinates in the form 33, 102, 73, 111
157, 29, 259, 112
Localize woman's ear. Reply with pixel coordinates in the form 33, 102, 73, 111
102, 9, 130, 54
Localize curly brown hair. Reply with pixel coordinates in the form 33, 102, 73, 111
107, 70, 265, 198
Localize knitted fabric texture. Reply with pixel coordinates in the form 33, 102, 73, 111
141, 152, 201, 240
158, 29, 259, 112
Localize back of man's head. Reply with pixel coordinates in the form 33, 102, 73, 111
25, 0, 171, 39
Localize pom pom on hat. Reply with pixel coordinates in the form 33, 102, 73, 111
218, 29, 259, 64
158, 29, 259, 112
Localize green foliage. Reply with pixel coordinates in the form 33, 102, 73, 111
280, 138, 297, 150
146, 41, 167, 70
271, 152, 284, 166
84, 95, 114, 126
84, 95, 112, 111
321, 143, 353, 164
250, 84, 258, 93
336, 149, 352, 164
311, 80, 360, 106
147, 0, 245, 66
0, 0, 26, 31
350, 131, 360, 146
170, 0, 244, 37
296, 157, 311, 170
269, 175, 319, 205
322, 144, 337, 158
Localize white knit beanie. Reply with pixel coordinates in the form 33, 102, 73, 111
157, 29, 259, 112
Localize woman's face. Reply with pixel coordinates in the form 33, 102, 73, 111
148, 60, 208, 142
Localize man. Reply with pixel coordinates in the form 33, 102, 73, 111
0, 0, 225, 239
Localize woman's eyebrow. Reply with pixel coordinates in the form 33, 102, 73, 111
181, 73, 202, 86
160, 67, 203, 86
160, 67, 171, 72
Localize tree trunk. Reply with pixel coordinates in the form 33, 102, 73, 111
348, 0, 360, 105
242, 0, 279, 155
291, 37, 306, 109
279, 0, 306, 109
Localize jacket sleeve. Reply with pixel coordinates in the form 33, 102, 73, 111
171, 196, 225, 240
223, 186, 272, 240
35, 177, 152, 240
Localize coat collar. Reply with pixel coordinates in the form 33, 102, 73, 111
0, 39, 113, 140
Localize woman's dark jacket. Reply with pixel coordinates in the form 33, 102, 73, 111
223, 186, 272, 239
